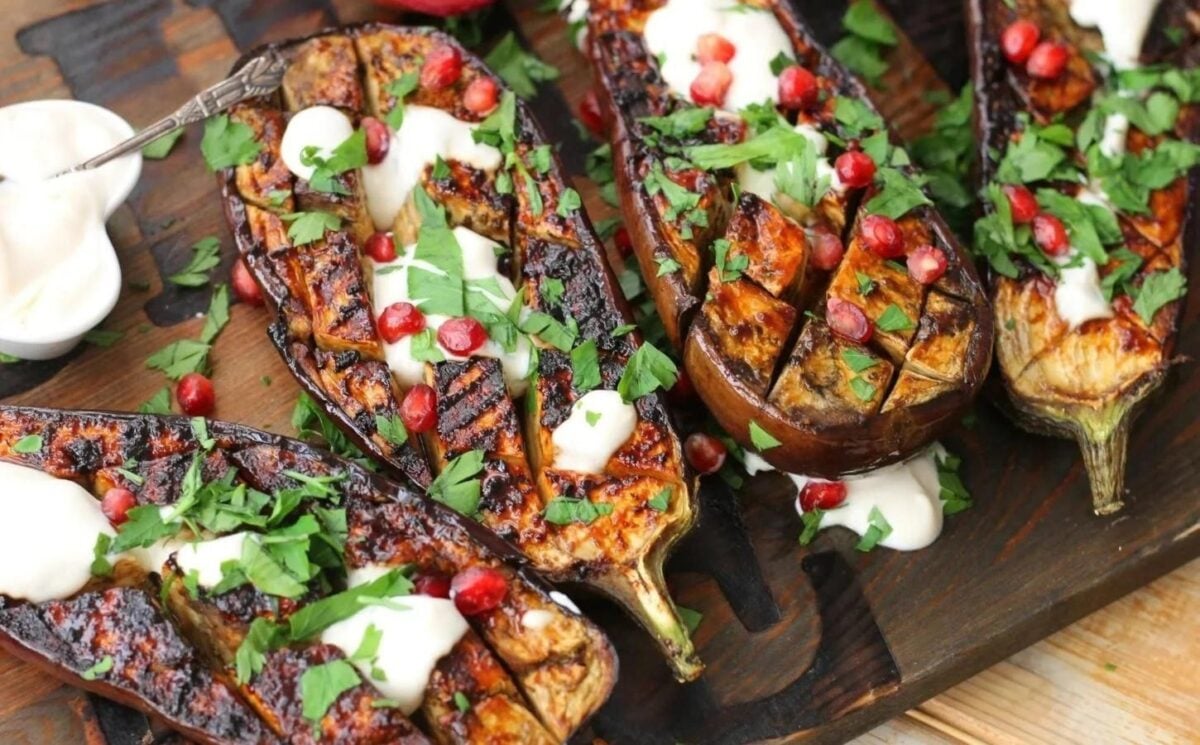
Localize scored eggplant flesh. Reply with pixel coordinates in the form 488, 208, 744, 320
967, 0, 1199, 514
584, 0, 994, 476
219, 25, 702, 681
0, 406, 615, 744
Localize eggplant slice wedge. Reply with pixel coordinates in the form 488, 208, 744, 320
0, 406, 614, 743
967, 0, 1200, 514
218, 25, 702, 681
581, 0, 994, 476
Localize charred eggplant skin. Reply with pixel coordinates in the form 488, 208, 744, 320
218, 25, 702, 681
966, 0, 1199, 513
587, 1, 993, 476
0, 406, 617, 744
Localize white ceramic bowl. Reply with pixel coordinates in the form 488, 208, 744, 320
0, 100, 141, 361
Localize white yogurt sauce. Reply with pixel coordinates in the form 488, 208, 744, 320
521, 608, 556, 630
321, 596, 469, 715
1070, 0, 1163, 70
745, 447, 948, 552
560, 0, 590, 49
172, 532, 257, 588
0, 462, 115, 602
280, 105, 356, 182
126, 536, 190, 576
0, 101, 140, 360
550, 389, 637, 474
1052, 188, 1115, 329
642, 0, 795, 112
371, 226, 532, 396
362, 106, 503, 231
549, 590, 580, 614
1099, 113, 1130, 159
736, 123, 840, 209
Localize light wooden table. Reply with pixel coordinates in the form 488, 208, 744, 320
858, 558, 1200, 744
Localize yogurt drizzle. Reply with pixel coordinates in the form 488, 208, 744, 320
642, 0, 794, 112
744, 446, 949, 552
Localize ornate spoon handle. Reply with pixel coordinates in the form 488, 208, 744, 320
67, 49, 288, 174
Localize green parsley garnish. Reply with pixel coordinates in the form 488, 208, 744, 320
748, 421, 781, 450
200, 114, 260, 171
81, 656, 115, 681
12, 434, 43, 454
484, 33, 559, 98
168, 236, 221, 287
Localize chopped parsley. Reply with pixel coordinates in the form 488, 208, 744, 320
854, 506, 892, 551
748, 421, 780, 450
544, 496, 614, 525
647, 487, 671, 512
875, 304, 914, 332
81, 656, 115, 681
282, 211, 341, 246
200, 114, 260, 171
428, 450, 485, 517
142, 127, 183, 160
300, 659, 361, 724
384, 72, 420, 130
1133, 268, 1187, 324
484, 33, 559, 98
12, 434, 43, 454
713, 239, 748, 283
168, 236, 221, 287
616, 342, 678, 403
832, 1, 898, 88
570, 339, 601, 393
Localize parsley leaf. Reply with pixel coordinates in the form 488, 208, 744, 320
854, 506, 893, 551
875, 304, 914, 332
484, 33, 559, 98
374, 414, 409, 447
12, 434, 42, 454
200, 284, 230, 345
200, 114, 260, 171
81, 656, 115, 681
841, 347, 878, 373
1133, 268, 1187, 324
864, 168, 932, 219
142, 127, 183, 159
713, 238, 749, 283
283, 211, 341, 246
936, 450, 973, 515
300, 659, 361, 724
616, 342, 678, 402
146, 339, 210, 380
748, 421, 781, 450
384, 72, 420, 130
428, 451, 485, 517
139, 388, 173, 414
570, 339, 601, 393
544, 496, 614, 525
169, 236, 221, 287
647, 487, 671, 512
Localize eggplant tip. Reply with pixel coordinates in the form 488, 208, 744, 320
1076, 409, 1131, 517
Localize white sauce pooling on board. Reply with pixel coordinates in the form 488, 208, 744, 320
370, 226, 532, 396
321, 596, 469, 715
363, 106, 503, 231
0, 462, 115, 602
642, 0, 795, 112
0, 101, 140, 360
550, 390, 638, 474
745, 447, 948, 552
1070, 0, 1164, 71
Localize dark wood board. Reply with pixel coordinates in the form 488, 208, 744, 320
0, 1, 1196, 743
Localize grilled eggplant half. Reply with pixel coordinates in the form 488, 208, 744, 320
218, 25, 702, 680
967, 0, 1200, 513
0, 406, 615, 743
583, 0, 993, 476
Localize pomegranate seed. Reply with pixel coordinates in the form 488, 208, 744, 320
378, 302, 426, 343
684, 433, 727, 475
696, 33, 736, 64
799, 481, 848, 512
101, 487, 137, 526
373, 0, 493, 17
230, 258, 263, 307
690, 62, 733, 107
835, 150, 876, 189
401, 384, 438, 433
1001, 20, 1041, 65
668, 369, 695, 404
826, 297, 873, 343
613, 226, 633, 258
1026, 42, 1068, 80
907, 244, 948, 285
176, 373, 215, 417
1002, 184, 1039, 224
438, 317, 488, 355
413, 573, 451, 598
364, 232, 397, 263
578, 90, 605, 138
809, 229, 845, 271
463, 77, 500, 115
778, 65, 819, 110
451, 567, 508, 615
860, 214, 905, 259
421, 45, 463, 90
1032, 213, 1070, 256
361, 117, 390, 165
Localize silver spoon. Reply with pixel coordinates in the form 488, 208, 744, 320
60, 49, 289, 177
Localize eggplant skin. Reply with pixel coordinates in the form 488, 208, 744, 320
966, 0, 1198, 513
587, 1, 993, 477
0, 406, 616, 744
220, 25, 702, 682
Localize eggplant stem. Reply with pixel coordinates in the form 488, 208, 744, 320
598, 561, 703, 682
1075, 407, 1130, 516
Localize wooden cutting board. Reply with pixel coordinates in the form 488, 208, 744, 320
0, 1, 1196, 743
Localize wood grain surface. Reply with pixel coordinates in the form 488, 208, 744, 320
0, 0, 1195, 743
